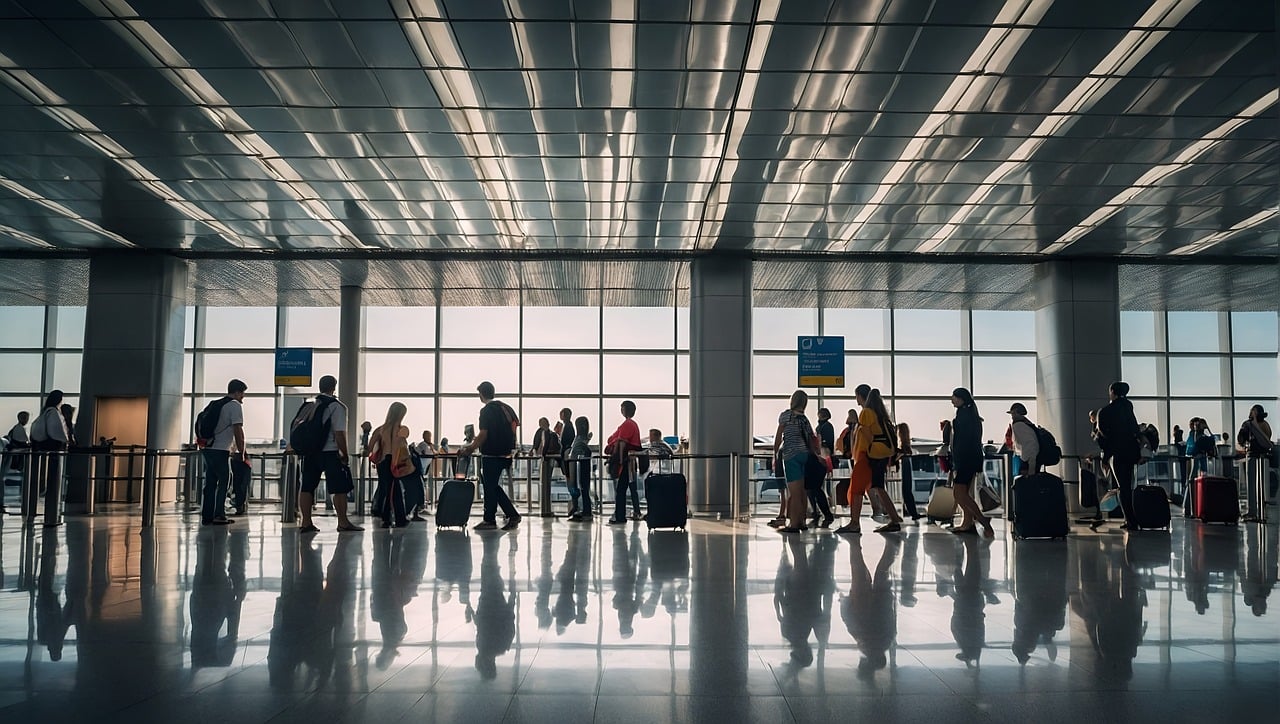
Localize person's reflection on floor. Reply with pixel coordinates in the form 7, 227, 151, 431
842, 536, 900, 678
898, 528, 921, 609
318, 533, 360, 691
227, 527, 247, 648
474, 533, 516, 680
36, 528, 73, 662
1184, 527, 1239, 616
555, 524, 592, 634
810, 536, 837, 654
371, 533, 408, 670
1241, 523, 1277, 616
949, 536, 987, 667
434, 530, 474, 623
190, 531, 235, 667
642, 532, 690, 619
1012, 540, 1067, 664
269, 536, 323, 690
1071, 539, 1145, 681
535, 526, 555, 630
774, 536, 821, 671
611, 527, 648, 638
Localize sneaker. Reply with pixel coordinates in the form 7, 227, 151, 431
568, 513, 583, 522
474, 521, 499, 530
607, 518, 627, 525
501, 515, 522, 531
234, 506, 247, 516
820, 515, 834, 529
834, 523, 861, 535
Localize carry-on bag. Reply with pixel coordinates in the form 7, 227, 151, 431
435, 478, 475, 528
1011, 472, 1069, 540
1194, 473, 1239, 525
926, 482, 957, 524
644, 472, 688, 530
1130, 484, 1171, 530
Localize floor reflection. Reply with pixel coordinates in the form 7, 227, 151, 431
0, 511, 1276, 722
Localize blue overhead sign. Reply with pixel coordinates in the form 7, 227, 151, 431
797, 336, 845, 387
274, 348, 313, 387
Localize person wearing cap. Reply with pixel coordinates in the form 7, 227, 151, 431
1007, 403, 1040, 475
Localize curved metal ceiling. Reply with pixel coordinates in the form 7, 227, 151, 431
0, 0, 1273, 257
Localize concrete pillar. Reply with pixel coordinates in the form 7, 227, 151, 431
69, 254, 189, 510
689, 256, 751, 515
1035, 261, 1121, 464
339, 285, 362, 449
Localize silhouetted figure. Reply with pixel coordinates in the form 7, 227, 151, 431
842, 537, 901, 677
475, 534, 516, 679
611, 527, 648, 637
555, 525, 592, 633
1071, 539, 1145, 681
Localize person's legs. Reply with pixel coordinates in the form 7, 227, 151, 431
811, 486, 833, 525
390, 478, 407, 525
786, 480, 807, 528
574, 459, 593, 517
200, 450, 229, 524
1114, 458, 1136, 524
611, 470, 628, 522
629, 473, 642, 519
870, 459, 902, 527
299, 453, 322, 528
901, 467, 920, 520
322, 452, 360, 530
403, 471, 425, 519
480, 457, 504, 523
231, 459, 250, 513
373, 456, 393, 524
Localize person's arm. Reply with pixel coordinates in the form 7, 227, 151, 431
773, 423, 785, 458
464, 429, 488, 456
335, 430, 348, 461
233, 424, 246, 461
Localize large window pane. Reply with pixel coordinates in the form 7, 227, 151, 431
439, 353, 519, 395
0, 396, 41, 433
525, 306, 600, 349
823, 309, 890, 351
977, 399, 1039, 430
1233, 357, 1279, 398
603, 354, 674, 395
49, 352, 81, 393
194, 395, 276, 445
440, 307, 518, 348
438, 396, 485, 448
971, 311, 1034, 352
0, 353, 43, 392
827, 355, 891, 396
1168, 400, 1228, 440
1120, 311, 1159, 352
753, 354, 795, 396
676, 307, 689, 350
1167, 312, 1223, 353
523, 353, 600, 394
753, 308, 817, 351
894, 310, 963, 351
603, 307, 671, 349
0, 307, 44, 348
200, 352, 276, 394
752, 397, 789, 438
184, 307, 196, 349
520, 397, 599, 444
365, 307, 436, 348
971, 355, 1035, 397
202, 307, 276, 349
1122, 355, 1162, 397
677, 353, 689, 395
1231, 312, 1278, 353
891, 399, 962, 442
894, 356, 964, 396
1168, 357, 1226, 397
363, 397, 436, 444
1130, 399, 1167, 438
364, 352, 435, 394
52, 306, 86, 348
282, 307, 339, 348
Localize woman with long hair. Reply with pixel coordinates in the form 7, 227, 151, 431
837, 385, 902, 534
895, 422, 923, 522
950, 388, 994, 538
370, 402, 409, 527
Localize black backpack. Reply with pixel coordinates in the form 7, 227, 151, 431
540, 428, 561, 457
485, 401, 519, 454
194, 397, 233, 447
289, 397, 336, 455
1020, 420, 1062, 466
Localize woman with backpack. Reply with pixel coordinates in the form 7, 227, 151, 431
949, 387, 995, 538
837, 385, 901, 535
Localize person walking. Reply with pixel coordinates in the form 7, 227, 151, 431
895, 423, 923, 522
855, 386, 903, 534
194, 381, 246, 526
949, 387, 995, 538
1007, 403, 1041, 475
605, 400, 643, 525
1096, 382, 1142, 530
773, 390, 823, 534
296, 375, 362, 533
459, 382, 522, 531
369, 402, 410, 528
568, 416, 594, 522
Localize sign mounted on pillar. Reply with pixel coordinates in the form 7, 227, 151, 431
797, 336, 845, 387
274, 348, 313, 387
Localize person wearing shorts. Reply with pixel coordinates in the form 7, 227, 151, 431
298, 375, 362, 533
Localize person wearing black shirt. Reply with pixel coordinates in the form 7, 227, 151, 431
1096, 381, 1142, 529
460, 381, 522, 531
816, 408, 835, 453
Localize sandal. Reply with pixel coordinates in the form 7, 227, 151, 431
337, 523, 365, 532
298, 524, 320, 534
767, 518, 786, 528
835, 523, 861, 535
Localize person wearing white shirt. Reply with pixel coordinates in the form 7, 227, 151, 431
200, 380, 246, 526
1007, 403, 1041, 474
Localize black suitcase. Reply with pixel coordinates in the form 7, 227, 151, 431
435, 479, 475, 528
1012, 472, 1069, 540
644, 472, 688, 529
1130, 484, 1171, 530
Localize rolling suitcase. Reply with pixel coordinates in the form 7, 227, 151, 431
1130, 484, 1171, 530
1193, 473, 1238, 525
435, 478, 475, 528
1012, 472, 1069, 540
644, 472, 688, 529
926, 483, 957, 524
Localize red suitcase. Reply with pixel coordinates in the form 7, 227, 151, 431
1193, 473, 1238, 525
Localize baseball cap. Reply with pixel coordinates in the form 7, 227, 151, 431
1006, 403, 1027, 415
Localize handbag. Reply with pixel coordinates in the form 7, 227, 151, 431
1099, 489, 1120, 513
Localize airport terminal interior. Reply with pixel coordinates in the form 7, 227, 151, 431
0, 0, 1277, 722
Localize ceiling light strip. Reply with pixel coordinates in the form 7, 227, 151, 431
1169, 208, 1279, 256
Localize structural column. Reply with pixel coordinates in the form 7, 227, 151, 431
69, 253, 189, 510
1034, 260, 1121, 466
338, 285, 362, 449
689, 256, 751, 515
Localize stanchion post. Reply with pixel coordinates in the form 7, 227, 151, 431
141, 449, 158, 528
281, 454, 298, 524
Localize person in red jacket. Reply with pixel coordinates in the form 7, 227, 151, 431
606, 400, 643, 524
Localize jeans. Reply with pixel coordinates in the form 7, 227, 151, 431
373, 455, 406, 525
571, 459, 592, 516
901, 464, 919, 518
611, 466, 638, 522
1112, 456, 1138, 522
480, 456, 520, 523
230, 457, 251, 509
200, 449, 231, 523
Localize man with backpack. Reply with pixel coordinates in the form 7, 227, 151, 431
459, 381, 522, 531
1008, 403, 1042, 474
291, 375, 362, 533
196, 379, 247, 526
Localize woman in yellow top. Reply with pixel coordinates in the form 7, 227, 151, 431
836, 384, 903, 534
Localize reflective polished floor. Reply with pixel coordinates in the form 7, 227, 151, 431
1, 500, 1276, 723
